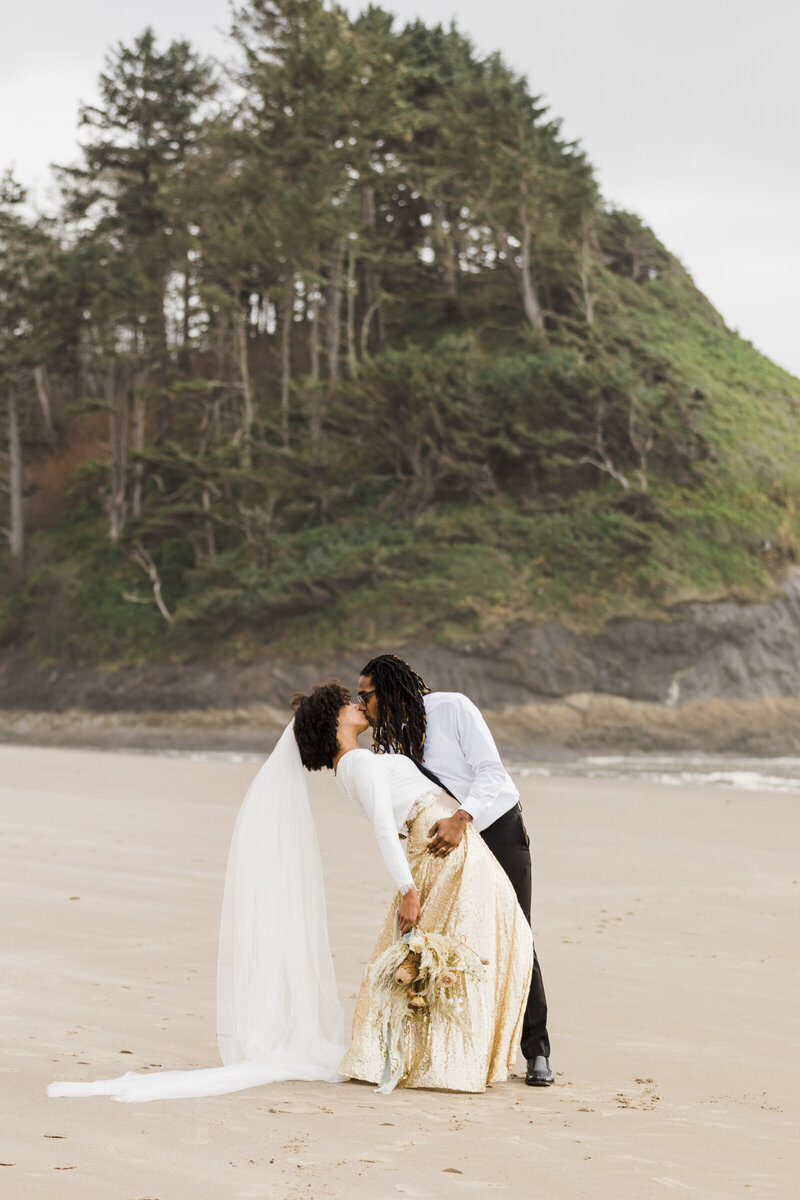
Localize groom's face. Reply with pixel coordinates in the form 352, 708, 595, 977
356, 674, 379, 727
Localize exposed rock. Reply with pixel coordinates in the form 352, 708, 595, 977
444, 566, 800, 706
1, 568, 800, 753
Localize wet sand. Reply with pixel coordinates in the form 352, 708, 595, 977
1, 744, 797, 1198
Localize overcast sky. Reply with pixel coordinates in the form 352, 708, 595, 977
3, 0, 798, 377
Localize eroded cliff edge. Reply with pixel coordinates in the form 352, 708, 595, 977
2, 568, 799, 755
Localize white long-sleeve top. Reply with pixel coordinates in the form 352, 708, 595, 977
421, 692, 519, 832
334, 748, 434, 894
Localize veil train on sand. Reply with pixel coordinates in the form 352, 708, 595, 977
48, 722, 347, 1103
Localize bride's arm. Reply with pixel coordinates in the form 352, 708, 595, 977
347, 754, 420, 930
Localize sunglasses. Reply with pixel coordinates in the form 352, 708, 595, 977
356, 689, 376, 704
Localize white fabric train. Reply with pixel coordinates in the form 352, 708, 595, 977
48, 721, 347, 1102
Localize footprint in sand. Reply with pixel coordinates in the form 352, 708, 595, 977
265, 1102, 333, 1115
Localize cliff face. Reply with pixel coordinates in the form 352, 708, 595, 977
441, 567, 800, 708
2, 570, 799, 733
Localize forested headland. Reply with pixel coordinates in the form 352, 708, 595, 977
2, 0, 799, 677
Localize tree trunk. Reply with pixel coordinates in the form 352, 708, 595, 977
579, 236, 595, 326
360, 186, 384, 350
182, 266, 192, 347
432, 197, 459, 308
360, 300, 382, 358
152, 288, 171, 442
236, 308, 254, 469
326, 239, 345, 383
518, 195, 546, 335
346, 239, 358, 379
485, 189, 546, 337
7, 390, 24, 566
202, 486, 216, 558
309, 252, 321, 382
131, 374, 147, 519
106, 361, 128, 543
33, 367, 55, 443
281, 274, 293, 448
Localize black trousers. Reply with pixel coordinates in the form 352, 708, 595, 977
480, 803, 550, 1061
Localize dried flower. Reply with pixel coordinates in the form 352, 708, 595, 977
394, 951, 421, 986
368, 928, 486, 1034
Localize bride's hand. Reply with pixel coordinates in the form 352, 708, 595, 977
397, 886, 421, 934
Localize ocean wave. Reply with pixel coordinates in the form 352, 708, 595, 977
510, 755, 800, 793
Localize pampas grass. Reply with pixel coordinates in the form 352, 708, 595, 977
368, 929, 486, 1033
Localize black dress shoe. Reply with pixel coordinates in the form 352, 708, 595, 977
526, 1056, 554, 1086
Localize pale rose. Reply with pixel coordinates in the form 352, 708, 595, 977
440, 972, 456, 987
408, 935, 424, 953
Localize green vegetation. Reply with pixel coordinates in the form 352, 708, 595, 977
1, 1, 798, 665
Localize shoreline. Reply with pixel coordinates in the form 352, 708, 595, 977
3, 690, 800, 757
3, 731, 800, 796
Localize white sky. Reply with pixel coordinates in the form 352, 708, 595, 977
3, 0, 798, 377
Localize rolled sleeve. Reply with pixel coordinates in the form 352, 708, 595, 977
453, 699, 508, 824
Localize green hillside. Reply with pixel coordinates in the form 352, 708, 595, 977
1, 2, 798, 667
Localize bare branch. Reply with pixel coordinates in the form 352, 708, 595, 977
576, 401, 630, 490
128, 540, 174, 624
628, 401, 655, 492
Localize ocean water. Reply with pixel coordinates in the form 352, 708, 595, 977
508, 754, 800, 794
156, 746, 800, 794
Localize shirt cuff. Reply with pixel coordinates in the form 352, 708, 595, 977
459, 797, 482, 823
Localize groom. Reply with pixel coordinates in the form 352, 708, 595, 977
356, 653, 553, 1087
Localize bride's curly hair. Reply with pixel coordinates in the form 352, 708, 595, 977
292, 679, 351, 771
361, 654, 430, 760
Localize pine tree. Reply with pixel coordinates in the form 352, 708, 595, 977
59, 28, 216, 441
0, 173, 58, 571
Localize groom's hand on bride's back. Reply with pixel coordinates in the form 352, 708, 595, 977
427, 812, 472, 857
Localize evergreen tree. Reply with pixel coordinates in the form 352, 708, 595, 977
0, 173, 59, 571
60, 28, 216, 440
1, 5, 795, 660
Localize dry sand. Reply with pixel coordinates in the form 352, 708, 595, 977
1, 744, 797, 1199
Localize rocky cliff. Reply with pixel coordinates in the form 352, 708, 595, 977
2, 570, 799, 755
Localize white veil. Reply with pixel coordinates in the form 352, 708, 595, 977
48, 721, 346, 1102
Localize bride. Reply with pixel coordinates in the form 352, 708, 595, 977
49, 681, 532, 1102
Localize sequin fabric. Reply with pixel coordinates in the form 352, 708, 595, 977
339, 792, 533, 1092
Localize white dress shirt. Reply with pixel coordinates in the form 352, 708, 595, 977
335, 748, 434, 894
422, 692, 519, 833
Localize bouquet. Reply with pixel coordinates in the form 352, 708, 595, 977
368, 928, 488, 1033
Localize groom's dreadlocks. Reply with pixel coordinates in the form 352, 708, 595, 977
362, 654, 430, 761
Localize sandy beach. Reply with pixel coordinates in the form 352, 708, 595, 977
2, 744, 797, 1199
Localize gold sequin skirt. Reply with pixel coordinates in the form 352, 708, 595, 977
339, 793, 533, 1092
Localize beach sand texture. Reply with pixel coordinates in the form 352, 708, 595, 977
2, 744, 797, 1199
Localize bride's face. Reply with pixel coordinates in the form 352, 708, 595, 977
337, 702, 369, 740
